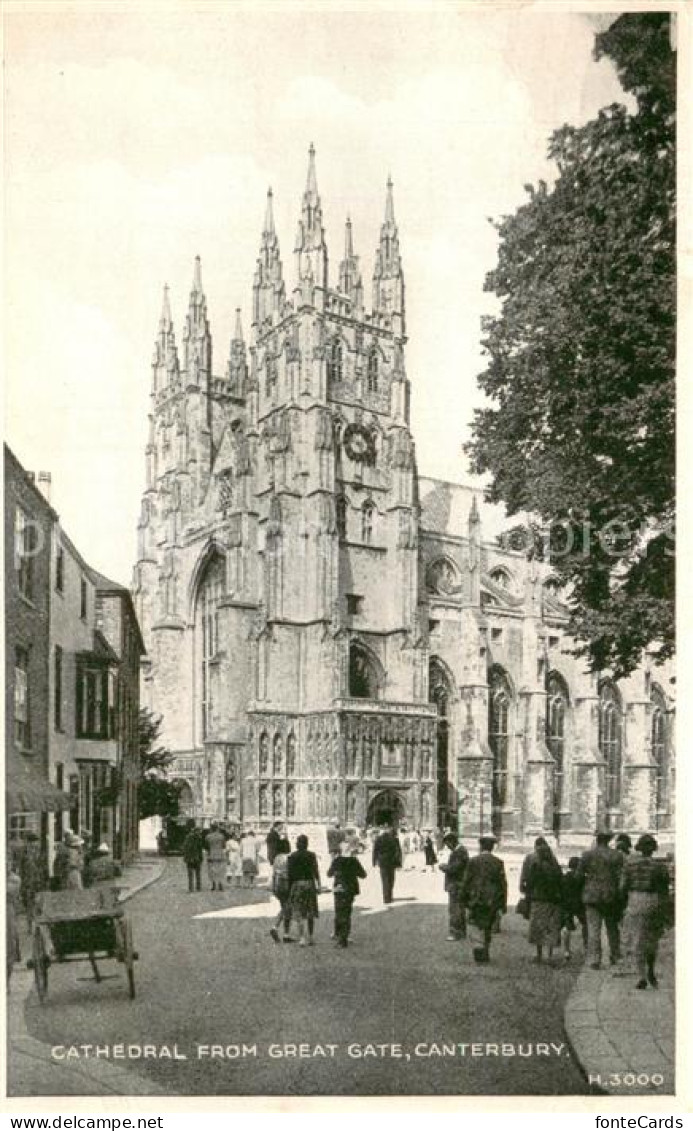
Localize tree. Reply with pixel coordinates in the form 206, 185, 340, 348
466, 13, 674, 677
137, 708, 181, 820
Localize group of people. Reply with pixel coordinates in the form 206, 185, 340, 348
181, 820, 262, 892
519, 831, 672, 988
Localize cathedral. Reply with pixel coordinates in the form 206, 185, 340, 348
132, 148, 674, 845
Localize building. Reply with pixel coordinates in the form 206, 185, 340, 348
5, 445, 144, 865
132, 150, 675, 845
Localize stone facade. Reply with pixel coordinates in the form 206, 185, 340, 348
132, 150, 675, 845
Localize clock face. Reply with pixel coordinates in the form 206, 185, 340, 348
344, 423, 374, 463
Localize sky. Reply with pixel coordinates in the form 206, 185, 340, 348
3, 3, 632, 585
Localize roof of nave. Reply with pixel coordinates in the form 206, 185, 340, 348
418, 475, 519, 543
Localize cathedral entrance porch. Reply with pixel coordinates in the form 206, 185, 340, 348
366, 789, 406, 829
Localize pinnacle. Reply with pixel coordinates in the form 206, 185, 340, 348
385, 175, 395, 225
305, 142, 318, 197
264, 187, 275, 235
234, 307, 244, 342
160, 284, 172, 328
345, 215, 354, 257
192, 255, 203, 294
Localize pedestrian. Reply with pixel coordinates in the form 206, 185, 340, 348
266, 821, 284, 867
576, 831, 624, 969
287, 834, 321, 946
460, 835, 508, 964
620, 834, 671, 989
182, 820, 204, 893
84, 843, 122, 888
241, 829, 260, 887
372, 823, 402, 904
560, 856, 587, 961
439, 832, 469, 941
522, 839, 563, 963
6, 860, 21, 984
206, 821, 228, 891
327, 842, 367, 948
423, 831, 437, 872
19, 831, 47, 929
64, 831, 85, 890
269, 837, 293, 944
400, 826, 410, 870
226, 834, 242, 887
326, 818, 346, 859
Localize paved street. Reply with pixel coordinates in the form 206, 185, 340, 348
19, 856, 593, 1097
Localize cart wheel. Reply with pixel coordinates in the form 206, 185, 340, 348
32, 928, 48, 1003
122, 919, 136, 999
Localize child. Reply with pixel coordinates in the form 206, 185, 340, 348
561, 856, 586, 961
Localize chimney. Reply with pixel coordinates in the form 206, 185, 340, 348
37, 471, 52, 503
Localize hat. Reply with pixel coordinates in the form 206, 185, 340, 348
635, 833, 658, 854
96, 843, 110, 855
479, 835, 496, 850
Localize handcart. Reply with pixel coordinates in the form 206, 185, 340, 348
29, 888, 138, 1003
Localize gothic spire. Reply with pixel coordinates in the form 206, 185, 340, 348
345, 215, 354, 258
338, 215, 362, 306
253, 188, 285, 328
294, 144, 327, 297
234, 307, 244, 342
373, 175, 404, 324
264, 188, 275, 235
228, 307, 247, 395
183, 255, 211, 381
385, 175, 395, 226
192, 254, 203, 294
152, 285, 179, 392
306, 142, 318, 197
159, 284, 172, 330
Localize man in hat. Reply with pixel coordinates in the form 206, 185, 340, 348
372, 823, 403, 904
460, 835, 507, 962
439, 832, 469, 941
326, 818, 346, 859
182, 820, 204, 892
576, 831, 624, 968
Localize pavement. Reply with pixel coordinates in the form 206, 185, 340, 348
6, 848, 676, 1099
564, 933, 675, 1096
6, 854, 173, 1098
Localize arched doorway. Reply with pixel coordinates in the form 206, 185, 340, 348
367, 790, 405, 828
173, 780, 195, 819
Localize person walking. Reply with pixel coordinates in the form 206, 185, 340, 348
269, 837, 293, 943
327, 843, 367, 948
460, 835, 508, 963
206, 821, 228, 891
226, 834, 242, 887
522, 839, 563, 963
287, 834, 321, 946
423, 831, 437, 873
620, 834, 671, 989
576, 831, 624, 969
560, 856, 587, 961
266, 821, 284, 867
372, 824, 402, 904
182, 821, 204, 893
326, 819, 346, 859
64, 831, 85, 890
241, 829, 260, 887
439, 832, 469, 941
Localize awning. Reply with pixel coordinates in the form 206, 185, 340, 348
6, 762, 73, 813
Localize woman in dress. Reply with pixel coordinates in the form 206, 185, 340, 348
241, 829, 259, 888
423, 831, 438, 872
226, 834, 242, 887
522, 839, 563, 963
620, 833, 671, 989
287, 834, 321, 946
269, 837, 293, 943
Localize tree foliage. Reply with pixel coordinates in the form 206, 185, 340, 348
466, 13, 675, 677
137, 708, 181, 820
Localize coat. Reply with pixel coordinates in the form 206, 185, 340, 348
182, 830, 204, 866
328, 855, 367, 897
460, 852, 508, 915
524, 857, 563, 906
439, 844, 469, 892
327, 826, 346, 854
373, 831, 402, 871
206, 829, 227, 862
576, 845, 623, 906
266, 828, 282, 865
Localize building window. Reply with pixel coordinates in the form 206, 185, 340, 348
259, 732, 269, 776
599, 681, 622, 809
197, 554, 225, 740
361, 502, 374, 545
336, 495, 347, 541
546, 673, 569, 812
80, 578, 88, 620
56, 545, 65, 593
650, 686, 667, 813
286, 783, 296, 818
273, 734, 283, 776
348, 642, 380, 700
54, 764, 64, 842
259, 783, 269, 818
327, 338, 343, 387
272, 784, 283, 817
54, 645, 63, 730
76, 663, 109, 739
15, 506, 36, 601
14, 646, 31, 749
490, 567, 512, 591
367, 348, 379, 392
346, 594, 363, 616
489, 669, 511, 809
286, 732, 297, 777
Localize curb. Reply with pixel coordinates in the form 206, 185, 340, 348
8, 859, 173, 1098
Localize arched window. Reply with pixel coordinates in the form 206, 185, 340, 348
327, 338, 343, 388
546, 673, 569, 812
336, 495, 348, 541
272, 734, 283, 776
599, 682, 622, 809
259, 732, 269, 776
259, 784, 269, 818
490, 567, 513, 592
367, 348, 379, 393
489, 668, 511, 809
196, 553, 225, 739
361, 501, 374, 545
286, 732, 296, 777
349, 643, 380, 700
650, 686, 667, 814
286, 783, 296, 818
272, 784, 283, 817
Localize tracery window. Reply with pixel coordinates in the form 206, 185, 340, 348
361, 502, 374, 545
489, 668, 511, 809
197, 554, 225, 740
650, 686, 667, 813
327, 338, 343, 388
367, 348, 379, 393
349, 643, 380, 700
599, 681, 622, 809
286, 732, 297, 777
336, 495, 348, 541
273, 734, 283, 776
546, 673, 569, 812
